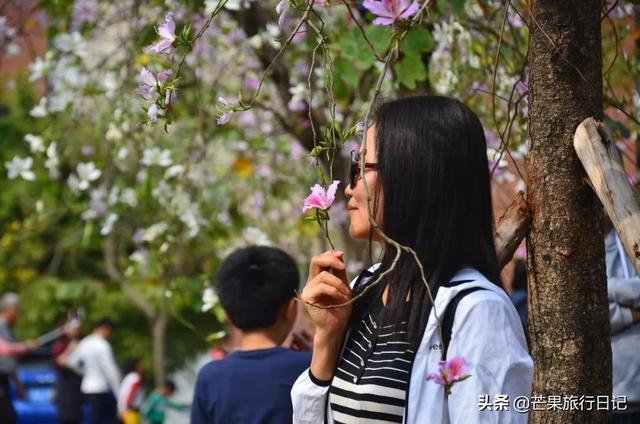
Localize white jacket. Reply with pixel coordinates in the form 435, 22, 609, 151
291, 267, 533, 423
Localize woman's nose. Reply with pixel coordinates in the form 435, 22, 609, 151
344, 183, 353, 198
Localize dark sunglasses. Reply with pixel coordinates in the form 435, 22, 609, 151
350, 150, 378, 189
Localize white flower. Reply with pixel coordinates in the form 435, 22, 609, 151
242, 227, 271, 246
52, 32, 86, 57
129, 248, 149, 271
5, 156, 35, 180
164, 164, 184, 179
102, 72, 118, 98
24, 134, 45, 153
67, 174, 81, 194
76, 162, 101, 190
30, 97, 48, 117
147, 104, 159, 122
142, 221, 169, 243
100, 213, 118, 235
142, 147, 172, 167
217, 96, 230, 107
117, 147, 128, 160
223, 0, 253, 11
201, 287, 218, 312
45, 142, 60, 179
6, 42, 20, 56
29, 54, 52, 82
105, 123, 123, 141
120, 188, 138, 207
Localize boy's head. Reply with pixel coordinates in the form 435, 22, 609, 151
94, 317, 116, 339
215, 246, 300, 338
159, 379, 176, 396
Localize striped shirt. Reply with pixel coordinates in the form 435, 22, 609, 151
329, 296, 415, 423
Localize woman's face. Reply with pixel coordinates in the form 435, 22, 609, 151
345, 125, 381, 241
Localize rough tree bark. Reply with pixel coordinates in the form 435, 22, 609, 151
527, 1, 611, 422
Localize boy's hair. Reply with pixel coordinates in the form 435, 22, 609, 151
163, 379, 176, 393
215, 246, 299, 331
95, 317, 116, 330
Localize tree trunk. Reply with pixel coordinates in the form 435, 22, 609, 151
527, 1, 611, 422
150, 312, 169, 385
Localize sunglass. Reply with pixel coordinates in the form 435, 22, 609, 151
350, 150, 378, 189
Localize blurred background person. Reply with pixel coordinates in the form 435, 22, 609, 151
65, 318, 120, 424
52, 317, 84, 424
117, 358, 145, 424
0, 292, 39, 424
141, 380, 188, 424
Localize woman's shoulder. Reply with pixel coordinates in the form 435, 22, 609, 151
437, 268, 519, 323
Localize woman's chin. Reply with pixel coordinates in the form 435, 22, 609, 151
348, 225, 371, 241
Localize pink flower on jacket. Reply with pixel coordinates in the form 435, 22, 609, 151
362, 0, 420, 26
148, 12, 176, 53
426, 356, 471, 395
302, 180, 340, 213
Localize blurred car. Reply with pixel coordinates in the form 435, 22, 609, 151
10, 349, 90, 424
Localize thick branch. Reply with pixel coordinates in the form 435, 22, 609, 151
574, 117, 640, 274
495, 191, 532, 269
104, 236, 155, 319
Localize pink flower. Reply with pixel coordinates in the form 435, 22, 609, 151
148, 12, 176, 53
426, 356, 471, 395
136, 67, 171, 99
147, 104, 159, 122
302, 180, 340, 213
217, 111, 232, 125
362, 0, 420, 26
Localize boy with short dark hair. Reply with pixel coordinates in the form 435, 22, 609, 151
191, 246, 311, 424
141, 379, 188, 424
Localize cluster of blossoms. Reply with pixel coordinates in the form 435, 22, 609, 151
0, 16, 21, 56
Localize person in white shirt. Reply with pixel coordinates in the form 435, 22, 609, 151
66, 318, 120, 424
117, 358, 145, 424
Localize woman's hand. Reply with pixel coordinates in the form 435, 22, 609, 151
301, 250, 353, 338
301, 250, 353, 381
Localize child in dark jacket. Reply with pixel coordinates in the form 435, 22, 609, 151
191, 246, 311, 424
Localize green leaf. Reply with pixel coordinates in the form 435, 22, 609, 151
400, 26, 434, 56
364, 25, 393, 56
338, 27, 375, 70
395, 54, 427, 89
452, 0, 467, 13
335, 57, 360, 89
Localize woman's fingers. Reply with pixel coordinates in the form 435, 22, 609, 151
302, 281, 351, 306
309, 250, 346, 277
307, 271, 351, 297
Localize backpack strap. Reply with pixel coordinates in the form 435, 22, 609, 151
441, 287, 487, 360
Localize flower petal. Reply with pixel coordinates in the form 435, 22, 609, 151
398, 2, 420, 19
372, 17, 395, 25
326, 180, 340, 206
363, 0, 393, 17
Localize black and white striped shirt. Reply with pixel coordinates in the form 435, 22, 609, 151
329, 296, 415, 423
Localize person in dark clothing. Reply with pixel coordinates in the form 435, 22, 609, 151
191, 246, 311, 424
52, 318, 84, 424
0, 293, 39, 424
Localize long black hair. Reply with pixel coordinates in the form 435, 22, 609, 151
362, 95, 502, 347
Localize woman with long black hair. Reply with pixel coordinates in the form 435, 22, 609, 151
292, 96, 533, 423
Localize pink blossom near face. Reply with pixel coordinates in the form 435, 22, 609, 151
302, 180, 340, 213
362, 0, 420, 26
